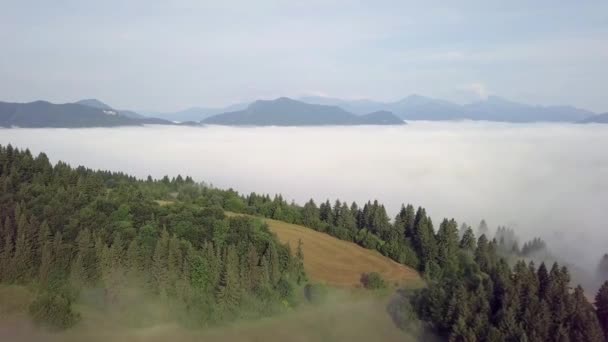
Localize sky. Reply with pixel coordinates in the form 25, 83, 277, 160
1, 0, 607, 112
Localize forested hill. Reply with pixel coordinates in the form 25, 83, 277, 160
1, 144, 607, 340
202, 97, 405, 126
0, 100, 172, 128
0, 144, 305, 329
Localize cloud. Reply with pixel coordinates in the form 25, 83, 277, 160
461, 82, 489, 99
2, 123, 607, 274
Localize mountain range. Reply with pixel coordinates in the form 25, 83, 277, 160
580, 113, 608, 123
0, 95, 606, 128
299, 95, 596, 123
143, 102, 249, 122
202, 97, 404, 126
75, 99, 147, 119
0, 100, 171, 128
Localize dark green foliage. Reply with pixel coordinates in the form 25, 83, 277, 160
28, 290, 80, 330
411, 240, 605, 341
361, 272, 386, 289
459, 227, 476, 251
0, 144, 305, 328
520, 237, 548, 257
303, 283, 327, 304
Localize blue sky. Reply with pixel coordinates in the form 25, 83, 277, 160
1, 0, 607, 112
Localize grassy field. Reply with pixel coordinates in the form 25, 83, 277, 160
226, 212, 422, 288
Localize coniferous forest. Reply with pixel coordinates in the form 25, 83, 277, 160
1, 143, 608, 341
0, 144, 305, 329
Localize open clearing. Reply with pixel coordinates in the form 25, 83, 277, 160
226, 213, 421, 288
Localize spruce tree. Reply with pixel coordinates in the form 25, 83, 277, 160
570, 285, 604, 341
216, 245, 241, 311
595, 281, 608, 339
266, 242, 281, 286
460, 227, 476, 251
152, 229, 169, 296
295, 239, 306, 284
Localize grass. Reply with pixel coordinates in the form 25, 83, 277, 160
226, 212, 422, 288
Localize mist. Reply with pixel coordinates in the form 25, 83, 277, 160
1, 122, 607, 271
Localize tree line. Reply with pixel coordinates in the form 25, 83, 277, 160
210, 173, 608, 340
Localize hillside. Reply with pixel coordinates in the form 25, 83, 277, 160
76, 99, 148, 119
202, 97, 404, 126
227, 213, 421, 287
299, 95, 595, 122
0, 100, 172, 127
580, 113, 608, 123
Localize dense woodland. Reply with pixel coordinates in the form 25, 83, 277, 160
1, 143, 607, 340
229, 193, 608, 340
0, 144, 305, 329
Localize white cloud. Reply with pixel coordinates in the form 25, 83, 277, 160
461, 82, 489, 99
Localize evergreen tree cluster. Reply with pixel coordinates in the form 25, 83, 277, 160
412, 226, 608, 341
0, 145, 305, 328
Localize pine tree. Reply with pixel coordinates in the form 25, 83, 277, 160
394, 204, 416, 239
167, 235, 182, 293
411, 208, 437, 272
125, 239, 142, 277
474, 235, 491, 273
266, 242, 280, 285
477, 219, 489, 237
436, 219, 460, 275
216, 245, 241, 310
38, 236, 54, 287
460, 227, 476, 251
595, 281, 608, 339
152, 229, 169, 296
0, 217, 14, 282
295, 239, 306, 284
13, 212, 34, 282
301, 199, 321, 228
258, 254, 271, 290
570, 285, 604, 341
244, 243, 259, 290
319, 200, 333, 225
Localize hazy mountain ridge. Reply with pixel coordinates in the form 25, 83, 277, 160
202, 97, 404, 126
76, 98, 147, 119
1, 95, 604, 128
0, 100, 172, 128
299, 95, 597, 122
145, 102, 250, 122
580, 112, 608, 123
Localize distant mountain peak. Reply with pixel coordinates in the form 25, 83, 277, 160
203, 97, 403, 126
76, 99, 113, 110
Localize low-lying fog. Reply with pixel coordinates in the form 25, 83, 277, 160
1, 122, 607, 271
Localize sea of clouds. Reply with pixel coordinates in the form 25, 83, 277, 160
2, 121, 607, 271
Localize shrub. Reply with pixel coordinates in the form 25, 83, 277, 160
28, 291, 80, 330
360, 272, 386, 289
303, 283, 327, 304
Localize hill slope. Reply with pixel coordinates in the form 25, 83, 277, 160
0, 100, 173, 127
203, 97, 404, 126
76, 98, 148, 119
227, 213, 420, 287
580, 112, 608, 123
299, 95, 594, 122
